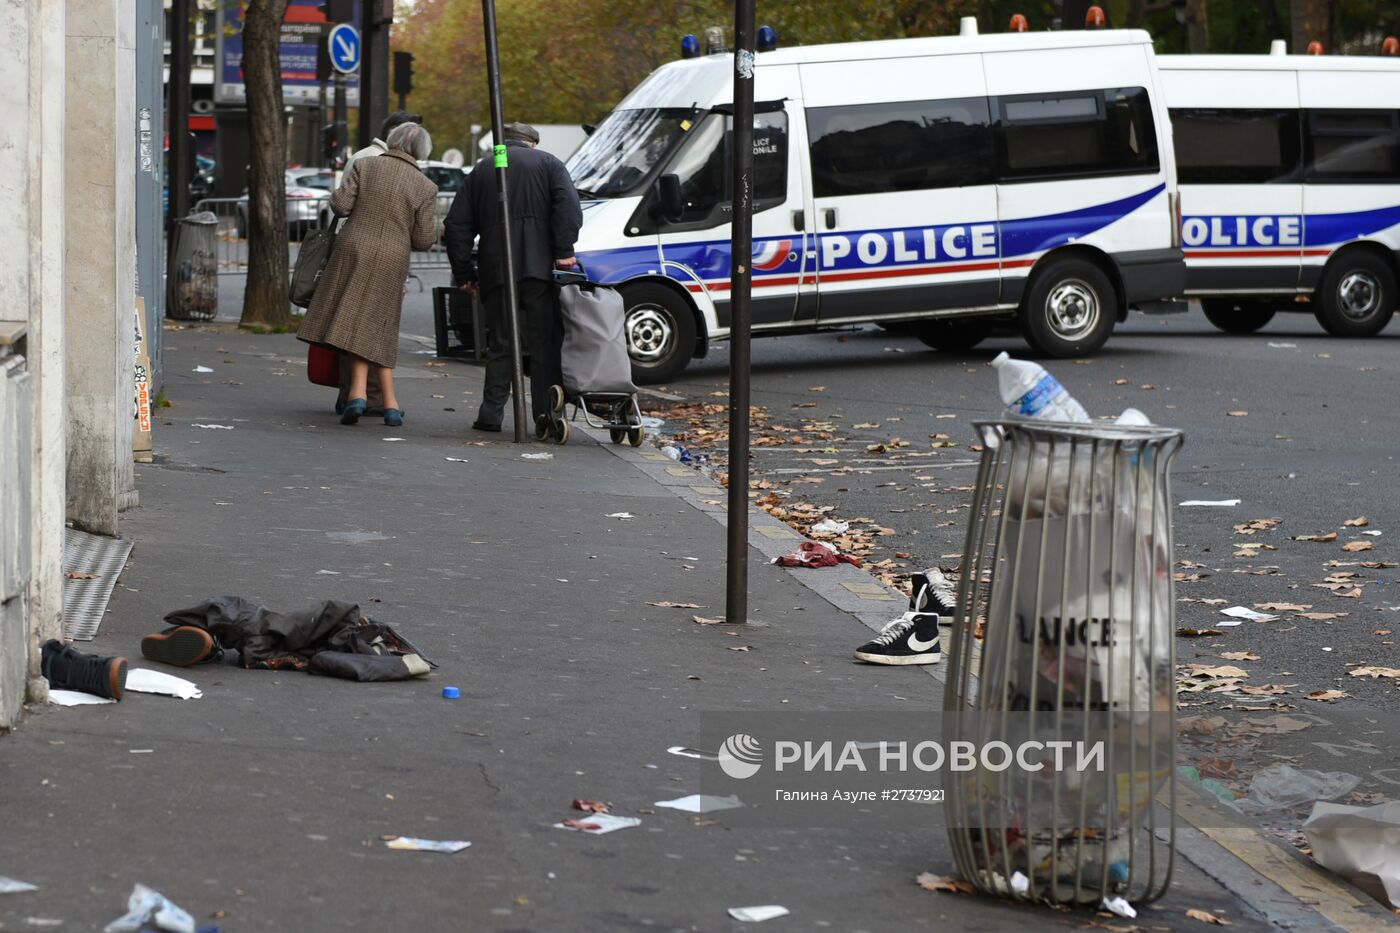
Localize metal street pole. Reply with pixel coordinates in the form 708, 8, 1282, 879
334, 73, 348, 168
481, 0, 529, 443
725, 0, 756, 625
168, 0, 192, 233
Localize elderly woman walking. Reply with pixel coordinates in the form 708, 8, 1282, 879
298, 122, 438, 426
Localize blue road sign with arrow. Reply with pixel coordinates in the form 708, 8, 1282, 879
328, 23, 361, 75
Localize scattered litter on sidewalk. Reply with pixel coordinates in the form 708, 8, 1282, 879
772, 541, 861, 569
127, 669, 202, 700
1009, 871, 1029, 896
521, 452, 553, 461
606, 512, 635, 520
192, 366, 213, 373
1220, 606, 1278, 624
649, 601, 703, 609
727, 905, 789, 922
383, 836, 471, 854
810, 518, 850, 535
640, 416, 664, 430
191, 424, 234, 430
1267, 342, 1298, 348
572, 799, 611, 813
382, 437, 404, 442
553, 814, 641, 834
1185, 908, 1227, 925
0, 876, 37, 894
1233, 764, 1359, 815
693, 615, 733, 625
1101, 896, 1136, 918
1305, 800, 1400, 907
48, 689, 116, 706
104, 883, 195, 933
444, 457, 469, 463
1180, 499, 1241, 507
25, 918, 61, 928
316, 569, 341, 575
666, 746, 718, 761
654, 794, 743, 813
442, 686, 460, 699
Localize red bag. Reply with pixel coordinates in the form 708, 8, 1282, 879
307, 344, 340, 387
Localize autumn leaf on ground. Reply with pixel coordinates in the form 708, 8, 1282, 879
1256, 603, 1310, 612
1374, 629, 1393, 636
1197, 758, 1239, 779
1350, 666, 1400, 679
1220, 651, 1260, 661
727, 645, 754, 652
1239, 684, 1290, 696
1341, 541, 1374, 553
1227, 411, 1248, 417
693, 615, 730, 625
1178, 715, 1227, 735
852, 422, 881, 429
1114, 378, 1129, 385
649, 601, 703, 609
572, 799, 611, 813
1306, 690, 1349, 702
915, 872, 974, 894
64, 571, 96, 580
1181, 664, 1249, 679
1177, 628, 1225, 638
1347, 791, 1389, 805
1344, 517, 1370, 527
560, 818, 602, 831
1294, 532, 1338, 542
1186, 908, 1229, 925
808, 386, 826, 392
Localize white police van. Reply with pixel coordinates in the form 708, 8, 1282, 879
566, 21, 1183, 382
1160, 50, 1400, 336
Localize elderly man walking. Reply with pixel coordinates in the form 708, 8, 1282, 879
443, 122, 582, 439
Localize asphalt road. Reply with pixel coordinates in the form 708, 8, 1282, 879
645, 306, 1400, 803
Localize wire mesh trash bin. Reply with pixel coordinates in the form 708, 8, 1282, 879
166, 211, 219, 321
943, 420, 1184, 907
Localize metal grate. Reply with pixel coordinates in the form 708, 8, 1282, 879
61, 529, 133, 641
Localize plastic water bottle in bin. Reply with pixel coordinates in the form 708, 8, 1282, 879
991, 351, 1089, 423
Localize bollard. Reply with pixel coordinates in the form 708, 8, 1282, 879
943, 420, 1183, 906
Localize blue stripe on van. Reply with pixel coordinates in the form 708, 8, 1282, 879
1304, 203, 1400, 248
577, 182, 1166, 288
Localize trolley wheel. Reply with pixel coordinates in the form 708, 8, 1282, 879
609, 428, 627, 444
1200, 298, 1276, 334
552, 418, 570, 445
626, 427, 644, 447
534, 414, 552, 441
1313, 249, 1396, 337
549, 384, 567, 415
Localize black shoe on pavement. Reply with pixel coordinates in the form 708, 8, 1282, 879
472, 420, 502, 433
853, 611, 942, 665
140, 625, 222, 667
909, 568, 958, 624
41, 639, 128, 700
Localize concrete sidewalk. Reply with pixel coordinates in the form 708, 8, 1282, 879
0, 328, 1344, 931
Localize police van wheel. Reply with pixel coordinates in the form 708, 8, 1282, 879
1020, 259, 1116, 358
622, 283, 696, 385
912, 318, 992, 352
1200, 299, 1276, 334
1314, 252, 1396, 338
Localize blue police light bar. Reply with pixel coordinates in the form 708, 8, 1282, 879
680, 34, 701, 58
757, 25, 778, 52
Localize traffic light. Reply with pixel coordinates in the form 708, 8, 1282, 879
371, 0, 393, 25
322, 123, 340, 165
318, 0, 353, 23
393, 51, 415, 98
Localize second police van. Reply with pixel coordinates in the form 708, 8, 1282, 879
1160, 47, 1400, 337
566, 20, 1184, 382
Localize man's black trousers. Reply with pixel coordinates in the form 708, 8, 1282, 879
476, 278, 563, 429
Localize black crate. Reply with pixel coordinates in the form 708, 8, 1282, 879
432, 286, 489, 361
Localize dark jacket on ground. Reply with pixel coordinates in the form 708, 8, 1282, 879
443, 140, 583, 295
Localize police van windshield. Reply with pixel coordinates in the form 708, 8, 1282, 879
568, 108, 696, 198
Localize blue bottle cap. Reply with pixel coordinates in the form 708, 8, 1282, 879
442, 686, 461, 699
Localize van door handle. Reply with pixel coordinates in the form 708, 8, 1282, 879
792, 210, 804, 232
823, 208, 838, 230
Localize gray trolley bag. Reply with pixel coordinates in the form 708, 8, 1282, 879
558, 280, 637, 396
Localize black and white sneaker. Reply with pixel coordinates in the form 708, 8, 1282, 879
854, 610, 942, 665
910, 568, 958, 625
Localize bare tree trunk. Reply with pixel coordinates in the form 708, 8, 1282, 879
239, 0, 296, 330
1186, 0, 1211, 51
1291, 0, 1329, 52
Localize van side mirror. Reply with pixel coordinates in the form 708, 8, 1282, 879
657, 174, 684, 223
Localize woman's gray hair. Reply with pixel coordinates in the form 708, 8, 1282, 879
386, 122, 432, 161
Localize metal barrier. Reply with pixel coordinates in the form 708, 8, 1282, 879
193, 192, 457, 279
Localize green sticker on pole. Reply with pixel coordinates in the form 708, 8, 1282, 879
493, 144, 508, 169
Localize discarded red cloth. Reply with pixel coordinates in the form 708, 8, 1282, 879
773, 541, 862, 569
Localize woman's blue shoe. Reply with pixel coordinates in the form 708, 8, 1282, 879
383, 408, 404, 427
339, 398, 367, 425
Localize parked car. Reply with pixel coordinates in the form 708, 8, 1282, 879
235, 168, 334, 240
